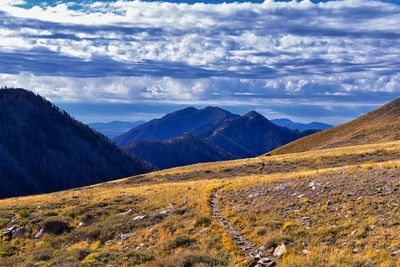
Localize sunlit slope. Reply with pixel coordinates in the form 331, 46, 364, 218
273, 98, 400, 154
0, 141, 399, 266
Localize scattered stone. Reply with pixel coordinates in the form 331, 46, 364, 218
273, 243, 287, 258
120, 233, 135, 242
158, 210, 173, 216
117, 209, 132, 216
309, 181, 317, 190
391, 249, 400, 256
12, 226, 27, 238
136, 243, 145, 250
132, 215, 147, 221
0, 226, 16, 240
302, 249, 309, 255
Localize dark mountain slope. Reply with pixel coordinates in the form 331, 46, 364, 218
0, 89, 149, 198
114, 106, 239, 146
273, 98, 400, 154
271, 118, 333, 131
204, 111, 302, 158
124, 133, 233, 170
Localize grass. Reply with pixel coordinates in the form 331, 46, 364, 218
0, 141, 400, 266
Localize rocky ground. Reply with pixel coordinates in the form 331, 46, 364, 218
220, 167, 400, 266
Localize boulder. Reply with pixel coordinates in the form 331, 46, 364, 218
12, 226, 27, 238
0, 226, 16, 240
36, 220, 71, 238
273, 243, 287, 258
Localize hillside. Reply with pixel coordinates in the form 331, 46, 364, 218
0, 141, 399, 266
124, 133, 233, 170
0, 89, 149, 198
204, 111, 302, 158
114, 107, 238, 146
273, 98, 400, 154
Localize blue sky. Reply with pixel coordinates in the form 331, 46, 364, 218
0, 0, 399, 124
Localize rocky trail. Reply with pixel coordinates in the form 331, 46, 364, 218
210, 188, 276, 267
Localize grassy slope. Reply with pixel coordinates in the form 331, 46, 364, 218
272, 98, 400, 155
0, 142, 400, 266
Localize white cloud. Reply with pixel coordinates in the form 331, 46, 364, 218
0, 0, 399, 123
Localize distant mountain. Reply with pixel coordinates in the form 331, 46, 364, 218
118, 108, 313, 169
271, 118, 333, 131
114, 107, 239, 146
0, 89, 149, 198
204, 111, 302, 158
273, 98, 400, 154
125, 133, 233, 170
89, 121, 145, 139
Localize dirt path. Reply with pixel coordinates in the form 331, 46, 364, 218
210, 188, 276, 267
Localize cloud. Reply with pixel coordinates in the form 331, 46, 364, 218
0, 0, 399, 122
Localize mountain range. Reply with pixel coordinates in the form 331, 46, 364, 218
271, 118, 333, 131
0, 89, 149, 198
273, 98, 400, 154
116, 107, 317, 169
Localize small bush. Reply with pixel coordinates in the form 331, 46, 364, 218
16, 208, 30, 219
128, 250, 155, 265
195, 216, 211, 228
0, 246, 16, 257
33, 250, 52, 261
166, 235, 197, 250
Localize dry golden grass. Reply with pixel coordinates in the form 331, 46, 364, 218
1, 141, 400, 266
273, 98, 400, 154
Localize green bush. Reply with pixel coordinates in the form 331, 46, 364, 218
195, 216, 211, 228
0, 246, 16, 257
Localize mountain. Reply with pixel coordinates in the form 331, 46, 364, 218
271, 118, 333, 131
114, 106, 239, 146
89, 121, 145, 139
203, 111, 302, 158
0, 88, 149, 198
273, 98, 400, 154
124, 133, 233, 170
116, 108, 313, 168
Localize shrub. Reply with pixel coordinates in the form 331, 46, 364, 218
166, 235, 197, 250
195, 216, 211, 228
16, 208, 30, 219
128, 250, 155, 265
0, 246, 16, 257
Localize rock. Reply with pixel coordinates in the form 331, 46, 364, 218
117, 209, 132, 216
158, 210, 173, 216
136, 243, 145, 250
35, 220, 71, 238
120, 233, 135, 242
273, 243, 287, 258
132, 215, 146, 221
309, 181, 317, 190
12, 226, 27, 238
1, 226, 16, 240
302, 249, 309, 255
391, 249, 400, 256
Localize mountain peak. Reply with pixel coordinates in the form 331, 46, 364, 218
243, 111, 266, 120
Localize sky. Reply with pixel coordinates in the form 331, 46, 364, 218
0, 0, 399, 124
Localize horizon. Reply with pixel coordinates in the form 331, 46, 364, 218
1, 0, 399, 124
